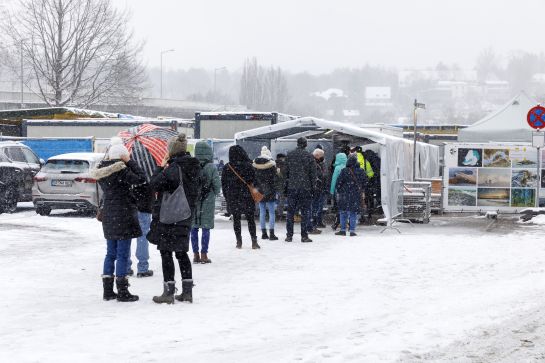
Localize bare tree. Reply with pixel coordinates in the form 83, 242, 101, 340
240, 58, 290, 112
2, 0, 146, 107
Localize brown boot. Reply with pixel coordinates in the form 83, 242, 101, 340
200, 253, 212, 264
193, 252, 201, 264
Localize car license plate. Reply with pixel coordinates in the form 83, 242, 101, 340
51, 180, 72, 187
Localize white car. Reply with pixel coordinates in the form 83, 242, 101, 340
32, 153, 105, 216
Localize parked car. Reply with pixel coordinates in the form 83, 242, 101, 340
32, 153, 104, 216
0, 141, 43, 213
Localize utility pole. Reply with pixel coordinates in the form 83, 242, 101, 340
160, 49, 175, 99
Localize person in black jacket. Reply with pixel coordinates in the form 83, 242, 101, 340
285, 137, 316, 242
253, 146, 279, 240
309, 148, 328, 233
148, 133, 200, 304
91, 138, 146, 302
221, 145, 260, 249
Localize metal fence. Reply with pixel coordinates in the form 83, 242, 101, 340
402, 181, 432, 223
416, 177, 443, 214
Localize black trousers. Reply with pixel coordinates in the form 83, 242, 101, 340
160, 250, 192, 282
232, 211, 256, 240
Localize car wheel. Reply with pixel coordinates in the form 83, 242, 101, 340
36, 206, 52, 216
2, 187, 18, 213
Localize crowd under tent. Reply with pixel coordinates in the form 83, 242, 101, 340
458, 92, 537, 143
234, 117, 440, 220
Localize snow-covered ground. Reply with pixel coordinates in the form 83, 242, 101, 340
2, 205, 545, 362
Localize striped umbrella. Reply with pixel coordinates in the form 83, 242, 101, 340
118, 124, 178, 180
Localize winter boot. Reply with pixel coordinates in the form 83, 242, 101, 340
200, 253, 212, 264
308, 228, 322, 235
301, 235, 313, 243
261, 229, 269, 240
175, 279, 193, 303
252, 236, 261, 249
350, 232, 357, 237
236, 234, 242, 249
193, 252, 201, 263
285, 235, 293, 242
115, 277, 139, 302
152, 281, 176, 304
335, 231, 347, 236
269, 229, 279, 241
137, 270, 153, 278
102, 275, 117, 301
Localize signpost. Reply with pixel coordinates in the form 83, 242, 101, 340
528, 105, 545, 207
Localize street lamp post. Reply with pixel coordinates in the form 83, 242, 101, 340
412, 99, 426, 180
20, 39, 25, 109
160, 49, 175, 99
214, 66, 226, 102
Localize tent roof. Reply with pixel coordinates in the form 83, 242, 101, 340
458, 91, 538, 142
234, 117, 403, 145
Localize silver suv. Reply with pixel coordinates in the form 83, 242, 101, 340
32, 153, 105, 216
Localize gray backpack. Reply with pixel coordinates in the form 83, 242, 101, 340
159, 166, 191, 224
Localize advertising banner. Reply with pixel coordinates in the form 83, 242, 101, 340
443, 143, 542, 212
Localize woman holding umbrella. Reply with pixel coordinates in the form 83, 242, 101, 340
148, 133, 201, 304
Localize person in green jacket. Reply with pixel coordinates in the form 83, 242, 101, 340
191, 141, 221, 264
330, 153, 348, 195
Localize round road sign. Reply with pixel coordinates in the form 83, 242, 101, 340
527, 105, 545, 129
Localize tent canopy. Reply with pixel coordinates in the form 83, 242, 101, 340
458, 92, 538, 143
235, 117, 440, 220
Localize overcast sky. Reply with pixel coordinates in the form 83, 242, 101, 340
113, 0, 543, 74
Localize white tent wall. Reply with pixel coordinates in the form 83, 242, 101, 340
458, 92, 537, 143
234, 117, 440, 220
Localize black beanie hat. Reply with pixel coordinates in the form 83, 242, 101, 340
297, 137, 307, 148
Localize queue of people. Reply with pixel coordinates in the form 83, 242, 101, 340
94, 133, 375, 303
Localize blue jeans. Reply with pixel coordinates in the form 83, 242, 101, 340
286, 189, 312, 237
311, 192, 325, 228
128, 212, 151, 273
259, 201, 277, 230
103, 239, 132, 277
191, 227, 210, 253
339, 210, 357, 232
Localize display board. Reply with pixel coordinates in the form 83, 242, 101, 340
443, 143, 544, 212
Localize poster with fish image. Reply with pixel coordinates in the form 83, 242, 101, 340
457, 148, 482, 167
511, 169, 538, 188
511, 147, 537, 168
483, 149, 510, 167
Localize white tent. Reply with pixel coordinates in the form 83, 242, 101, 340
234, 117, 440, 220
458, 92, 538, 142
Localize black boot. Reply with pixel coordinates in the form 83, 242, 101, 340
102, 275, 117, 301
152, 281, 176, 304
301, 235, 313, 243
115, 277, 139, 302
236, 235, 242, 249
175, 279, 193, 303
269, 229, 279, 240
252, 236, 261, 249
261, 229, 269, 240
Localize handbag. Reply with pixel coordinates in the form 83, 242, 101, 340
159, 166, 192, 224
228, 164, 264, 203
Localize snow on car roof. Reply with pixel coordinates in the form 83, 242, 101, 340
48, 152, 105, 162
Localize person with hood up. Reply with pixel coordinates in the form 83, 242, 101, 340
309, 148, 328, 233
285, 137, 316, 243
253, 146, 279, 241
92, 137, 146, 302
221, 145, 260, 249
148, 133, 200, 304
334, 155, 368, 236
191, 141, 221, 264
329, 152, 348, 230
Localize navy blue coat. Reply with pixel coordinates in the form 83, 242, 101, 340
335, 156, 368, 212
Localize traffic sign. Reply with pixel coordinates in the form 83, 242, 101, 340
527, 105, 545, 129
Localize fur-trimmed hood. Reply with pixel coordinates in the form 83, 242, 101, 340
253, 157, 276, 170
90, 161, 126, 180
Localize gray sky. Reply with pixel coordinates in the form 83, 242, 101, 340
113, 0, 544, 73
